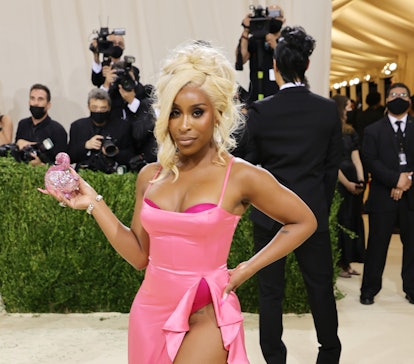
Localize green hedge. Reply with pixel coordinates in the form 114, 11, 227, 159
0, 157, 340, 314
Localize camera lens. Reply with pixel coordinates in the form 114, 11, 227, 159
102, 137, 119, 157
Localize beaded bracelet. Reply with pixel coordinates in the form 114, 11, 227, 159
86, 194, 103, 215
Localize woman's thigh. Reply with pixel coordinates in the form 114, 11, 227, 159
174, 303, 228, 364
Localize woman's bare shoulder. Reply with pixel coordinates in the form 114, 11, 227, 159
135, 162, 162, 190
138, 162, 162, 178
231, 157, 277, 188
231, 157, 266, 175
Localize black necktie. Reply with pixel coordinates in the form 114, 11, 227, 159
395, 120, 404, 151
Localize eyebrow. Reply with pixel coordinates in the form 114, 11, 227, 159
172, 102, 207, 108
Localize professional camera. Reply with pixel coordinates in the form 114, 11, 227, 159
0, 143, 19, 158
17, 138, 54, 163
0, 138, 54, 163
89, 26, 126, 66
249, 5, 281, 38
90, 27, 126, 56
111, 55, 136, 92
101, 135, 119, 157
76, 135, 119, 173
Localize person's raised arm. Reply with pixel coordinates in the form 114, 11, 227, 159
235, 13, 251, 65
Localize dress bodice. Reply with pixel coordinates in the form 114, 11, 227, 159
140, 157, 241, 272
141, 202, 240, 271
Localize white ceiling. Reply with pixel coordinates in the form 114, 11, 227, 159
331, 0, 414, 88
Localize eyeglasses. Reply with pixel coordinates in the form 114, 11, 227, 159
389, 92, 409, 98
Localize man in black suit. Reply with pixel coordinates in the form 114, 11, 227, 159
244, 26, 342, 363
360, 82, 414, 305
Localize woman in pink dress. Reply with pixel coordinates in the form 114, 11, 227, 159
43, 42, 317, 363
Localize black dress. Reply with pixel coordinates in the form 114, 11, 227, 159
337, 131, 365, 267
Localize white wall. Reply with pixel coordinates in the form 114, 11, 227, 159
0, 0, 331, 136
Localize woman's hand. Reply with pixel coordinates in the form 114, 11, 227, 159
346, 181, 364, 195
221, 261, 253, 305
38, 168, 98, 211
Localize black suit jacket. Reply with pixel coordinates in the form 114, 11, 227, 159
67, 116, 136, 167
362, 115, 414, 212
245, 86, 342, 232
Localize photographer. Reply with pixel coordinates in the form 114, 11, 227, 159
89, 29, 147, 120
67, 89, 137, 174
15, 84, 67, 166
235, 4, 286, 106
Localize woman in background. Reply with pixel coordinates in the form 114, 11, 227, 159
332, 94, 365, 278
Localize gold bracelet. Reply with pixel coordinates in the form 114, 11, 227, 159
86, 194, 103, 215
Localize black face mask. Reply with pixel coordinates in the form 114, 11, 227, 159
269, 18, 283, 34
386, 98, 410, 115
30, 106, 47, 120
110, 45, 123, 59
90, 111, 110, 125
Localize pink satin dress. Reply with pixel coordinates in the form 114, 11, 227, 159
128, 158, 249, 363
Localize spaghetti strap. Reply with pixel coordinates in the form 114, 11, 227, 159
218, 157, 234, 207
143, 165, 162, 198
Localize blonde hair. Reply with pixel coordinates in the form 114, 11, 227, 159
152, 41, 244, 181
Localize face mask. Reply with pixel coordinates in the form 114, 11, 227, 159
386, 98, 410, 115
30, 106, 47, 120
90, 111, 110, 125
110, 45, 123, 59
269, 18, 283, 34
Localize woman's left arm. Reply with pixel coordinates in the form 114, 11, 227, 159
224, 160, 317, 294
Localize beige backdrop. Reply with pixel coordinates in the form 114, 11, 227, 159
0, 0, 331, 135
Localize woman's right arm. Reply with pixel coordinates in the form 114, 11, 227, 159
45, 164, 157, 270
85, 170, 151, 270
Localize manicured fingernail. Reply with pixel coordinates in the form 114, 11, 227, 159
220, 293, 229, 306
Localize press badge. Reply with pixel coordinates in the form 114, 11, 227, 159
399, 152, 407, 165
